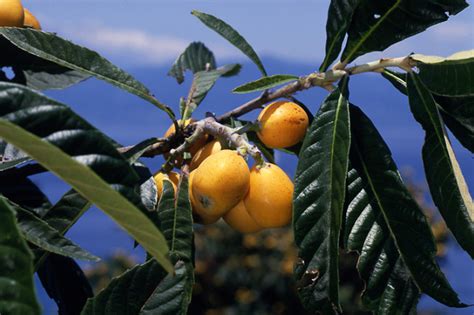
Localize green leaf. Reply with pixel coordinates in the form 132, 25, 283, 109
0, 82, 172, 272
233, 75, 298, 94
158, 177, 193, 263
411, 50, 474, 97
0, 196, 40, 315
0, 141, 29, 171
38, 254, 93, 315
349, 104, 466, 307
407, 73, 474, 259
12, 203, 100, 261
168, 42, 216, 84
192, 10, 267, 76
341, 0, 468, 64
140, 261, 194, 315
381, 70, 474, 154
293, 76, 351, 314
320, 0, 358, 71
0, 28, 174, 118
437, 95, 474, 153
184, 64, 242, 118
81, 260, 193, 315
345, 164, 420, 314
13, 65, 90, 91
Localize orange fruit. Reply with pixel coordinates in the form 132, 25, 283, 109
189, 170, 220, 225
23, 8, 40, 29
245, 163, 293, 228
257, 101, 309, 148
190, 140, 222, 171
192, 150, 250, 218
153, 171, 180, 199
224, 200, 262, 233
0, 0, 24, 27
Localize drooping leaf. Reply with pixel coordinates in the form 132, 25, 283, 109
233, 74, 298, 94
192, 10, 267, 76
0, 34, 90, 90
0, 170, 52, 216
0, 196, 40, 315
83, 259, 193, 315
293, 76, 351, 314
341, 0, 468, 64
407, 73, 474, 259
140, 261, 194, 315
320, 0, 358, 71
158, 177, 193, 263
0, 28, 174, 117
168, 42, 216, 84
345, 163, 420, 314
13, 64, 90, 91
436, 95, 474, 153
382, 70, 474, 153
0, 82, 172, 272
38, 253, 93, 315
12, 203, 100, 262
411, 50, 474, 97
349, 104, 466, 307
190, 64, 241, 105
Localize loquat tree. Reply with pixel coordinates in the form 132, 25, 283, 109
0, 0, 472, 314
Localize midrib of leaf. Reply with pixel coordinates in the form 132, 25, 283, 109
411, 74, 474, 219
351, 140, 422, 292
343, 0, 401, 63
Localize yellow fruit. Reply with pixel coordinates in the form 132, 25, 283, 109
23, 8, 40, 29
257, 101, 309, 148
190, 140, 222, 171
0, 0, 24, 27
245, 163, 293, 228
224, 200, 262, 233
164, 119, 208, 166
192, 150, 250, 218
153, 171, 180, 199
189, 170, 220, 225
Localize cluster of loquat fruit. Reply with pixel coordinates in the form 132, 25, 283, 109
0, 0, 41, 30
154, 101, 309, 234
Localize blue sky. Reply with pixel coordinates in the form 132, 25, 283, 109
23, 0, 474, 67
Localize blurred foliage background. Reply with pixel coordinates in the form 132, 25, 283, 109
84, 175, 448, 315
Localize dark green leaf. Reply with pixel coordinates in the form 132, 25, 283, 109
381, 70, 474, 153
158, 177, 193, 263
82, 259, 194, 315
168, 42, 216, 84
412, 50, 474, 96
13, 65, 90, 91
13, 203, 100, 261
185, 64, 242, 117
0, 28, 174, 117
140, 261, 194, 315
345, 163, 420, 314
121, 138, 163, 163
341, 0, 468, 64
349, 104, 466, 307
320, 0, 358, 71
38, 254, 93, 315
408, 73, 474, 259
0, 170, 52, 216
0, 196, 40, 315
0, 141, 29, 170
437, 95, 474, 153
192, 10, 267, 76
0, 82, 172, 272
293, 76, 351, 314
233, 75, 298, 94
